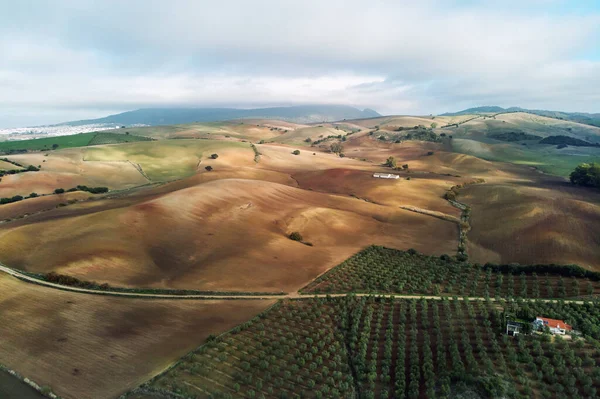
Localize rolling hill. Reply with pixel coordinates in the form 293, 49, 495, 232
61, 105, 381, 126
442, 106, 600, 127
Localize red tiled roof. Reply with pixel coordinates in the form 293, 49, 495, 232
537, 317, 573, 331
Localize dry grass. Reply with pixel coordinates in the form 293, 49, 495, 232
0, 274, 273, 399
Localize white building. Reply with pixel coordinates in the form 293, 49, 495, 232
533, 317, 573, 335
373, 173, 400, 179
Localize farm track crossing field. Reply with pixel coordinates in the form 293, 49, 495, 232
134, 296, 600, 399
301, 246, 600, 299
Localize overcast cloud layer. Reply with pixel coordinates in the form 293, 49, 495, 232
1, 0, 599, 127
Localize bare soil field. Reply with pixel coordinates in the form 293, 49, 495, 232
0, 178, 457, 292
0, 191, 92, 220
461, 176, 600, 271
0, 149, 148, 197
0, 274, 273, 399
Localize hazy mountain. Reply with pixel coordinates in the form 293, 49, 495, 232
442, 106, 600, 128
61, 105, 381, 127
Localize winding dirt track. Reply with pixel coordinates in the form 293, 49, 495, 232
0, 263, 589, 304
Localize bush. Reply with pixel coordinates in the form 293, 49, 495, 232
54, 188, 65, 194
210, 154, 219, 159
427, 151, 435, 156
570, 162, 600, 188
29, 192, 38, 198
205, 166, 213, 171
27, 165, 39, 171
292, 150, 301, 155
289, 232, 303, 241
304, 138, 312, 143
384, 156, 396, 168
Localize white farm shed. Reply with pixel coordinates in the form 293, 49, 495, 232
373, 173, 400, 179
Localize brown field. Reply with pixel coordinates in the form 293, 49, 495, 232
0, 274, 273, 399
0, 149, 148, 197
0, 178, 457, 292
0, 191, 92, 220
461, 174, 600, 270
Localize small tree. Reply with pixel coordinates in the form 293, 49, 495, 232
52, 144, 59, 150
292, 150, 301, 155
330, 142, 343, 154
304, 137, 312, 143
431, 122, 438, 129
29, 192, 38, 198
205, 166, 213, 171
210, 153, 219, 159
384, 156, 396, 168
289, 232, 303, 241
54, 188, 65, 194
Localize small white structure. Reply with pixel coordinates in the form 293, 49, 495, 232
533, 317, 573, 335
373, 173, 400, 179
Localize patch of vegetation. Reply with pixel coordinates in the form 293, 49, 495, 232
250, 144, 261, 162
210, 153, 219, 159
289, 231, 303, 241
570, 162, 600, 188
490, 132, 542, 142
384, 156, 396, 168
71, 185, 109, 194
292, 150, 301, 155
301, 246, 600, 298
540, 135, 600, 147
0, 131, 152, 154
137, 296, 600, 399
86, 132, 153, 146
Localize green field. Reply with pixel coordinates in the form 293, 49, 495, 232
133, 296, 600, 399
84, 139, 251, 181
451, 138, 600, 177
0, 132, 152, 154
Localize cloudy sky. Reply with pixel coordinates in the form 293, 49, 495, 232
1, 0, 599, 127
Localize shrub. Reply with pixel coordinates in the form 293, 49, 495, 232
54, 188, 65, 194
304, 138, 312, 143
210, 154, 219, 159
384, 156, 397, 168
27, 165, 39, 171
570, 162, 599, 188
29, 192, 38, 198
289, 232, 303, 241
292, 150, 301, 155
427, 151, 435, 156
205, 166, 213, 171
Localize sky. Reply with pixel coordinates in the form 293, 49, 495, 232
1, 0, 599, 127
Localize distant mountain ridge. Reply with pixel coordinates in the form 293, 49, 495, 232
61, 105, 381, 127
442, 106, 600, 128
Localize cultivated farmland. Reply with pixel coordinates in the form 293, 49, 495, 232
301, 246, 600, 299
134, 296, 600, 399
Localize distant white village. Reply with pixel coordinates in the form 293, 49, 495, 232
0, 123, 146, 141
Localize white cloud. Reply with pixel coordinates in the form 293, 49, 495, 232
0, 0, 599, 126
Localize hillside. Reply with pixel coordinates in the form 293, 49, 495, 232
61, 105, 381, 126
443, 106, 600, 127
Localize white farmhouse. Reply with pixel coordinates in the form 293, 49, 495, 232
533, 317, 573, 335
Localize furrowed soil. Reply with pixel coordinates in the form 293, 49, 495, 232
0, 274, 273, 399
